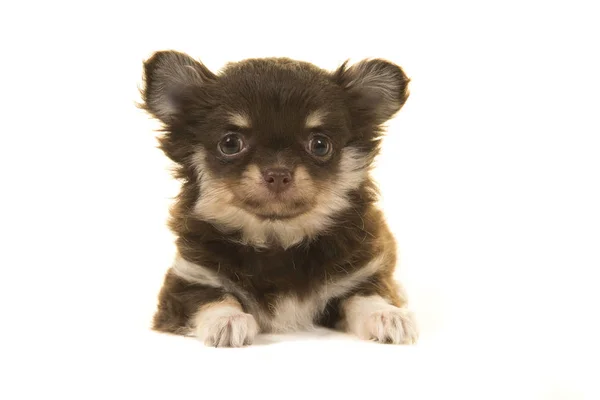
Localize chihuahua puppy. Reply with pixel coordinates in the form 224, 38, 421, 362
140, 51, 418, 347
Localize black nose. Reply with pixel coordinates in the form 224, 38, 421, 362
262, 168, 293, 193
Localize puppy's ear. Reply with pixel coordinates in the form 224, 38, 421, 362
140, 50, 217, 124
333, 59, 410, 125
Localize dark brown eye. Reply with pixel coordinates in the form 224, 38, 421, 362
308, 135, 332, 157
218, 134, 245, 155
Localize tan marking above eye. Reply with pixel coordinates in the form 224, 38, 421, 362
228, 113, 251, 128
305, 110, 327, 129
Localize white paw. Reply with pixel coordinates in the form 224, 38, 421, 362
195, 306, 259, 347
344, 295, 419, 345
364, 307, 418, 344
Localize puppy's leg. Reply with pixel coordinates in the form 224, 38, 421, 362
337, 276, 419, 344
152, 268, 258, 347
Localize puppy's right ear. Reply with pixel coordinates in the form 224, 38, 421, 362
140, 51, 216, 124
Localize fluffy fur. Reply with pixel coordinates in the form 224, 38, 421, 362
140, 50, 418, 346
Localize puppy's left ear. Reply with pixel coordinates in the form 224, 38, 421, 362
333, 59, 410, 125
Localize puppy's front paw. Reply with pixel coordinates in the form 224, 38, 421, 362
197, 311, 258, 347
193, 297, 259, 347
364, 307, 418, 344
343, 295, 418, 345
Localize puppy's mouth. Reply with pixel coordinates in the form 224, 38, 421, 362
238, 196, 313, 220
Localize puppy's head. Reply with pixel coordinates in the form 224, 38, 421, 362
140, 51, 409, 244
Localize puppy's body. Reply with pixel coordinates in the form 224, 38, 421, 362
140, 52, 418, 346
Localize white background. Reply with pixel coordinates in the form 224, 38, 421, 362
1, 1, 598, 399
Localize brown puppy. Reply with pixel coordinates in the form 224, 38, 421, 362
140, 51, 418, 347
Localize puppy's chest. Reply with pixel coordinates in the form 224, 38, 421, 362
232, 249, 325, 293
229, 253, 357, 333
260, 292, 326, 333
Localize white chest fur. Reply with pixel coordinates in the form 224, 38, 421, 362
263, 295, 324, 332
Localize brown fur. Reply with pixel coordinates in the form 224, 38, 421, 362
139, 50, 414, 343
